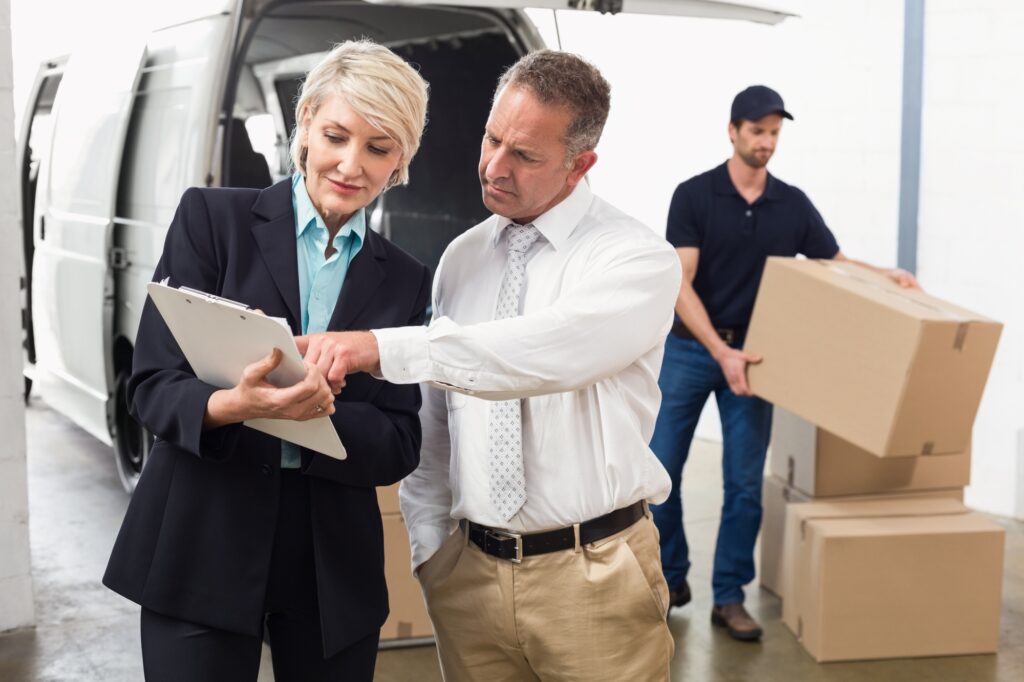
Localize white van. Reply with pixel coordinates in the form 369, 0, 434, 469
18, 0, 789, 492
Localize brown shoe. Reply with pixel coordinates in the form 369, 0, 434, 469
711, 603, 763, 642
668, 580, 691, 609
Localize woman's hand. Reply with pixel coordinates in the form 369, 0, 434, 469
204, 348, 336, 428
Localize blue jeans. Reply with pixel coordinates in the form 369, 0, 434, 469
649, 335, 772, 606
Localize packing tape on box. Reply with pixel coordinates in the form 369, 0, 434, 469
798, 505, 968, 540
815, 260, 972, 350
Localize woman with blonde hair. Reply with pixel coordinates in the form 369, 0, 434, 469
103, 41, 430, 681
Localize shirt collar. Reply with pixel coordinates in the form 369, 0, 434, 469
489, 180, 594, 251
712, 161, 780, 203
292, 172, 367, 246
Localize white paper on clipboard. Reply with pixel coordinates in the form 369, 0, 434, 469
146, 281, 347, 460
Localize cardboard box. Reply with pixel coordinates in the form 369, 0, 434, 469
380, 513, 434, 642
771, 407, 971, 497
781, 497, 1003, 662
760, 475, 809, 597
377, 483, 401, 515
759, 475, 963, 599
745, 258, 1001, 457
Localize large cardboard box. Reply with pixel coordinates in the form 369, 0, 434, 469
745, 258, 1001, 457
759, 475, 963, 599
770, 407, 971, 497
380, 513, 434, 642
781, 497, 1004, 662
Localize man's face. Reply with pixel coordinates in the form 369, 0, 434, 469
729, 113, 783, 169
478, 86, 595, 224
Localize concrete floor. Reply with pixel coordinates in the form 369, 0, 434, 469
1, 399, 1022, 681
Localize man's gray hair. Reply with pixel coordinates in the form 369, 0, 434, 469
496, 50, 611, 163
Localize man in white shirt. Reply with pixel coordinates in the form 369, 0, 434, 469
297, 50, 680, 681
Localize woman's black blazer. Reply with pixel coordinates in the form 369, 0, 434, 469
103, 180, 431, 657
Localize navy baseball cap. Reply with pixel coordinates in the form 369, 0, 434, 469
730, 85, 794, 122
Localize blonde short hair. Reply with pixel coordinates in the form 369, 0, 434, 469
290, 40, 429, 188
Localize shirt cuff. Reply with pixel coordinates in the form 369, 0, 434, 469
408, 522, 457, 577
370, 326, 430, 384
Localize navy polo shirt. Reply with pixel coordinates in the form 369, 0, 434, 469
666, 162, 840, 329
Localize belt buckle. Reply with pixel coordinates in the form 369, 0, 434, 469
486, 529, 523, 564
721, 329, 735, 345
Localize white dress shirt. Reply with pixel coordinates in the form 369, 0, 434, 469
372, 181, 681, 571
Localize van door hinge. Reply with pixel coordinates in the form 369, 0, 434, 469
109, 246, 129, 270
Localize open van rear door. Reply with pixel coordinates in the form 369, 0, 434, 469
31, 40, 146, 446
365, 0, 793, 24
18, 57, 66, 400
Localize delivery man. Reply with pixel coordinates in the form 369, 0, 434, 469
650, 84, 919, 641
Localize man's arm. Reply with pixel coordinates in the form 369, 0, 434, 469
673, 247, 761, 397
833, 252, 921, 289
300, 234, 682, 400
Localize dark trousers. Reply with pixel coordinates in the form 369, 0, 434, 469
140, 470, 379, 681
648, 335, 773, 605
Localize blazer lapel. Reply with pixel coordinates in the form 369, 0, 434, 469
328, 228, 387, 331
250, 181, 302, 329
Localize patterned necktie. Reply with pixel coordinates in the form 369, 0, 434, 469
489, 223, 541, 521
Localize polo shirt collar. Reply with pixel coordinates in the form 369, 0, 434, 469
489, 180, 594, 251
712, 161, 781, 203
762, 172, 782, 201
292, 172, 366, 246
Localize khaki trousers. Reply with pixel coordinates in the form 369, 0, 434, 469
417, 511, 674, 682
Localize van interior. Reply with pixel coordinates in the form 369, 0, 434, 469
226, 1, 524, 275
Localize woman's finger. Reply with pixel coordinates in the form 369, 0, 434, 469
242, 348, 282, 385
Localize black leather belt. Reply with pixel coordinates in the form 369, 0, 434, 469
671, 320, 744, 346
467, 501, 645, 564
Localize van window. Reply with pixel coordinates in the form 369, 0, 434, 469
114, 15, 235, 348
25, 75, 62, 175
117, 15, 234, 228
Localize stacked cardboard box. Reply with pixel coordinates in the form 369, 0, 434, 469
760, 410, 967, 598
376, 483, 434, 643
780, 497, 1003, 662
746, 258, 1004, 662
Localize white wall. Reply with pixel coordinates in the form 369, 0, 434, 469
527, 1, 906, 444
918, 0, 1024, 518
0, 0, 35, 633
530, 1, 1019, 518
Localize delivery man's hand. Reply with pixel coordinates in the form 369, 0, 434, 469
884, 268, 921, 289
713, 346, 762, 397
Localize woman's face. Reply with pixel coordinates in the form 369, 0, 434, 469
301, 94, 402, 230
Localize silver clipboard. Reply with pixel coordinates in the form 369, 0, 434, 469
146, 281, 347, 460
